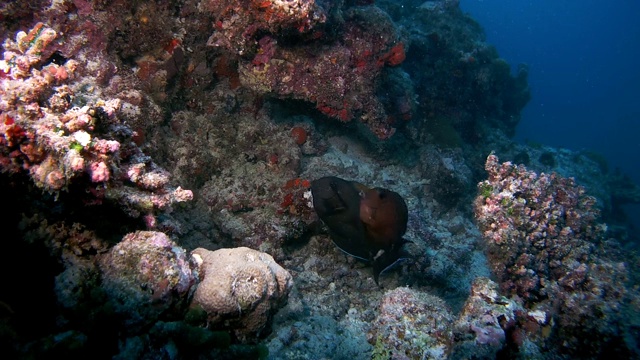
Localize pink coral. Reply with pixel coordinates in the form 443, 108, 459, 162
0, 22, 192, 219
89, 161, 109, 182
474, 154, 602, 300
474, 154, 629, 356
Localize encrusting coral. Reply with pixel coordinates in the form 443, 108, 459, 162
190, 247, 293, 341
368, 287, 454, 359
474, 154, 631, 356
201, 0, 414, 139
0, 22, 193, 221
451, 277, 547, 359
99, 231, 196, 330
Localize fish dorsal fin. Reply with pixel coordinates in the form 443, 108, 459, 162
351, 181, 371, 194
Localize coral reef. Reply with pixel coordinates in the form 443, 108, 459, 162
474, 154, 632, 357
202, 0, 327, 55
369, 287, 454, 359
191, 247, 293, 341
451, 277, 548, 359
0, 22, 193, 220
268, 314, 371, 359
152, 107, 314, 254
237, 5, 413, 139
417, 145, 473, 208
200, 0, 417, 139
452, 277, 516, 358
381, 0, 531, 144
99, 231, 196, 330
1, 0, 638, 359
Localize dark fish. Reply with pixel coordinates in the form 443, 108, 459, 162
359, 187, 408, 247
310, 176, 410, 285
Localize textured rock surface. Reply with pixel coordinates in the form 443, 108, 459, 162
99, 231, 196, 329
191, 247, 293, 340
369, 287, 454, 360
452, 277, 527, 358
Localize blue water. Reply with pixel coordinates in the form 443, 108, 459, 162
460, 0, 640, 230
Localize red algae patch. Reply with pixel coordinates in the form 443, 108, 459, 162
290, 126, 308, 145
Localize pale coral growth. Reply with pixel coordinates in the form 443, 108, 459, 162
91, 139, 120, 154
48, 85, 74, 113
31, 155, 65, 190
63, 113, 92, 134
172, 186, 194, 203
190, 247, 293, 341
124, 163, 170, 190
45, 169, 66, 190
105, 185, 193, 218
64, 150, 85, 172
42, 63, 69, 83
138, 170, 170, 191
72, 130, 91, 147
89, 161, 109, 182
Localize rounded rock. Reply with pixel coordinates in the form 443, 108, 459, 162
99, 231, 195, 330
190, 247, 293, 340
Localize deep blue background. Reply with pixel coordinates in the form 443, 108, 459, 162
459, 0, 640, 229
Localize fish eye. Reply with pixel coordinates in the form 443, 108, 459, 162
378, 190, 386, 199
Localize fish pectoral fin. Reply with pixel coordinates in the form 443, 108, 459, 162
373, 249, 385, 262
323, 197, 347, 214
371, 249, 394, 286
322, 182, 351, 212
371, 242, 414, 286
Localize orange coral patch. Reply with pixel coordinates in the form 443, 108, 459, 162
381, 43, 406, 67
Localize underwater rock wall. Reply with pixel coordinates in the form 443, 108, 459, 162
378, 0, 531, 144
